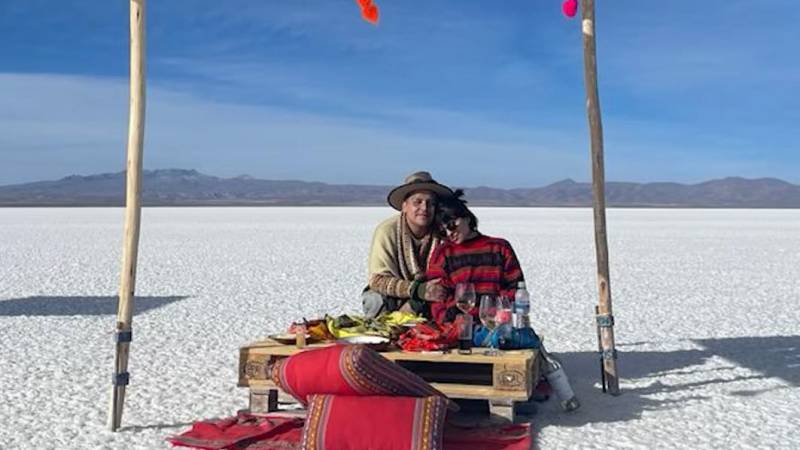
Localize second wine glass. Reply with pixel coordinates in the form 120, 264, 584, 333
479, 294, 499, 356
455, 282, 476, 314
495, 296, 513, 350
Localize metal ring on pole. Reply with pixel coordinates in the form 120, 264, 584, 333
596, 314, 614, 328
601, 349, 618, 361
113, 372, 130, 386
115, 331, 133, 343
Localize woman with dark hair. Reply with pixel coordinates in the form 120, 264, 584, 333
424, 189, 525, 325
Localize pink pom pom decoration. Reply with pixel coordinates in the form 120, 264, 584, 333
562, 0, 578, 18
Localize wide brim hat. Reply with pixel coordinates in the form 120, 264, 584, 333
387, 171, 454, 211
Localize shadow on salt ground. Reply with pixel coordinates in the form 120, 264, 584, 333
122, 421, 197, 432
0, 295, 188, 316
537, 335, 800, 428
694, 336, 800, 394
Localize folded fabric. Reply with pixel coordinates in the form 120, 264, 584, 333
169, 413, 532, 450
303, 394, 448, 450
167, 411, 303, 450
397, 318, 461, 352
269, 344, 446, 406
473, 325, 541, 350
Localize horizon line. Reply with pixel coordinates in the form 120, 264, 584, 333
1, 167, 796, 190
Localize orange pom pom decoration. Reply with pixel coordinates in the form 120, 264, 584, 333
356, 0, 379, 25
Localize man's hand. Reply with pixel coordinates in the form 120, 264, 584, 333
421, 278, 447, 302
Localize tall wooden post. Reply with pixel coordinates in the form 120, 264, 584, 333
581, 0, 620, 395
109, 0, 147, 431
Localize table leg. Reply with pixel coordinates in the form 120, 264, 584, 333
249, 387, 279, 414
490, 399, 536, 424
490, 400, 514, 423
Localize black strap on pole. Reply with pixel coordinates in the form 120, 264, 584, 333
115, 330, 133, 343
111, 328, 133, 430
595, 306, 607, 393
113, 372, 130, 386
596, 313, 614, 328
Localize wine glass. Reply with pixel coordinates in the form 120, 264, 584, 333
479, 295, 499, 355
454, 283, 476, 314
495, 296, 513, 350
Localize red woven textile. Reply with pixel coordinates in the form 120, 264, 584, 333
443, 423, 533, 450
170, 413, 533, 450
269, 344, 446, 405
303, 394, 448, 450
167, 412, 303, 450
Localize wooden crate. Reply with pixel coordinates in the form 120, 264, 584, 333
238, 340, 541, 419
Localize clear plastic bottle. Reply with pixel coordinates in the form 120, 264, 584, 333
542, 347, 580, 411
514, 281, 531, 328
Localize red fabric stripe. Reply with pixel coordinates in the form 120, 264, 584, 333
426, 235, 524, 325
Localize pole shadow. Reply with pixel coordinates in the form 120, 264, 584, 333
122, 420, 197, 432
0, 295, 188, 316
532, 335, 800, 432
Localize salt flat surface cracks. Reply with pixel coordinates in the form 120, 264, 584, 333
1, 207, 799, 449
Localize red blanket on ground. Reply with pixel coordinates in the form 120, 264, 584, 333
167, 412, 303, 450
444, 423, 533, 450
169, 413, 533, 450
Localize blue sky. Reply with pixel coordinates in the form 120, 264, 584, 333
1, 0, 798, 188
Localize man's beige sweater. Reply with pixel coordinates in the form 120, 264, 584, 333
367, 215, 437, 299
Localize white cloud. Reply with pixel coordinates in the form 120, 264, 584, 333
0, 72, 586, 187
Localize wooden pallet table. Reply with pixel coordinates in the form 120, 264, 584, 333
238, 339, 542, 422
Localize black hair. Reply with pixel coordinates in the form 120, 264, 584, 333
436, 189, 478, 233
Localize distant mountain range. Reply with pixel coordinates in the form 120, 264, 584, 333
1, 169, 799, 207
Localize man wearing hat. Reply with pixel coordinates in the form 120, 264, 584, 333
362, 171, 454, 318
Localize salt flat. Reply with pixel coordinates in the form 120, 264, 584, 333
1, 207, 799, 450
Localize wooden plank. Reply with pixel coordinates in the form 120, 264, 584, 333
431, 383, 531, 401
385, 350, 533, 364
240, 340, 535, 363
244, 380, 532, 402
493, 361, 533, 397
238, 341, 541, 407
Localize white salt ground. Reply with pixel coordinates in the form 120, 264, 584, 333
1, 207, 798, 450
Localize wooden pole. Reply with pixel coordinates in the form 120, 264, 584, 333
109, 0, 146, 431
581, 0, 620, 395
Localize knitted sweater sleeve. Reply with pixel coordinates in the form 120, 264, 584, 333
369, 274, 413, 299
367, 218, 413, 298
426, 244, 453, 294
500, 239, 524, 299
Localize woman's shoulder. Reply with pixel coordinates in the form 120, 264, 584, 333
435, 239, 458, 252
473, 233, 507, 244
477, 234, 514, 249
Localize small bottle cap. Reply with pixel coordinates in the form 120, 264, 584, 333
517, 281, 526, 289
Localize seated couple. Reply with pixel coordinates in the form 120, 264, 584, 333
362, 171, 524, 325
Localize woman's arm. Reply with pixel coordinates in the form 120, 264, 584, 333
499, 240, 524, 299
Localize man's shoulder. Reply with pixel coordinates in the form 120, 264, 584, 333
372, 215, 401, 241
375, 215, 401, 232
